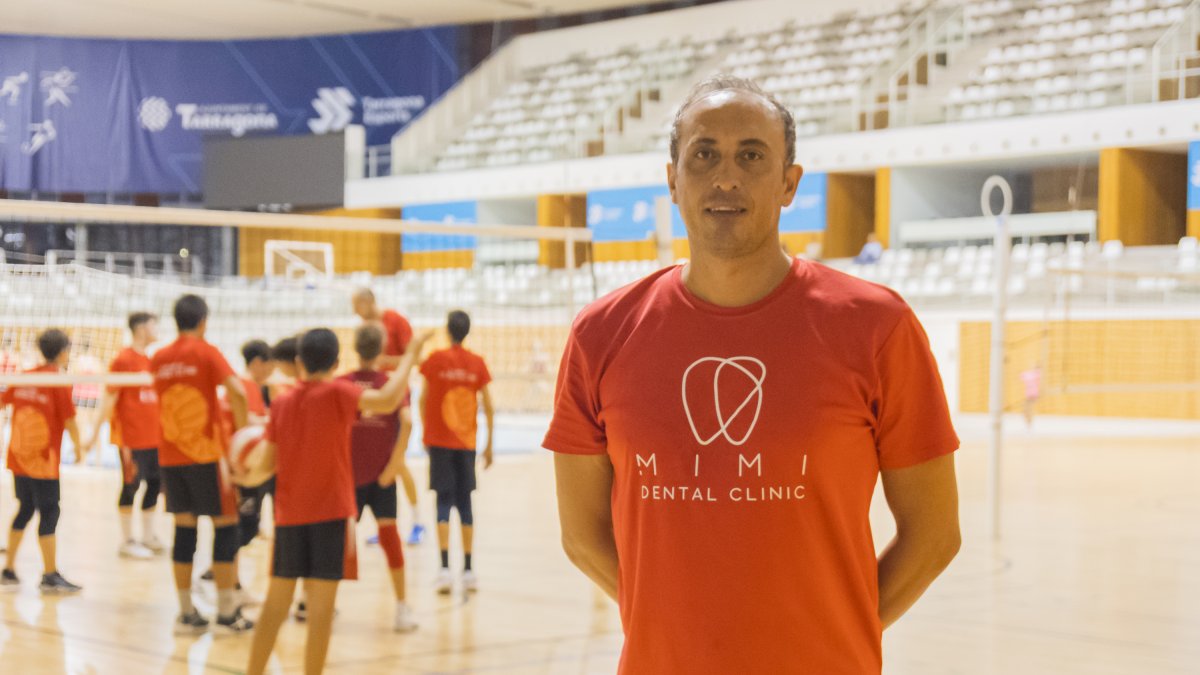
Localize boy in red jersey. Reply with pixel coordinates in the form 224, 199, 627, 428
86, 312, 163, 560
0, 329, 83, 593
419, 310, 494, 595
245, 327, 429, 675
152, 294, 252, 635
337, 324, 417, 632
352, 288, 424, 545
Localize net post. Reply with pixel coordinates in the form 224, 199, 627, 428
982, 175, 1013, 542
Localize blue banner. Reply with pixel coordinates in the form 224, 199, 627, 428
402, 201, 476, 252
586, 186, 685, 242
1189, 141, 1199, 211
0, 29, 459, 194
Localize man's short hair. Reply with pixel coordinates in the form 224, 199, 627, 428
354, 324, 384, 362
353, 287, 375, 302
173, 294, 208, 331
241, 339, 271, 366
37, 329, 70, 362
669, 75, 796, 168
271, 336, 299, 364
128, 312, 156, 333
299, 329, 339, 374
447, 310, 471, 344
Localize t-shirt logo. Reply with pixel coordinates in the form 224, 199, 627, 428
681, 356, 766, 447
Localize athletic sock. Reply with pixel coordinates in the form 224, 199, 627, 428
464, 553, 472, 572
140, 509, 155, 541
217, 589, 237, 618
440, 550, 449, 569
410, 503, 421, 523
177, 589, 194, 615
119, 512, 132, 543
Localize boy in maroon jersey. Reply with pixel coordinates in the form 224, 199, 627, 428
337, 324, 417, 632
245, 327, 429, 675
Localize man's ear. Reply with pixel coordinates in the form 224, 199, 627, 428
666, 162, 678, 203
781, 163, 805, 206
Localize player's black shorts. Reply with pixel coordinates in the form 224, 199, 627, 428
272, 519, 348, 580
162, 462, 236, 517
355, 482, 398, 521
428, 447, 477, 494
123, 448, 160, 485
14, 476, 60, 511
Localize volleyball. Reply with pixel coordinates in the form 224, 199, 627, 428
230, 424, 271, 488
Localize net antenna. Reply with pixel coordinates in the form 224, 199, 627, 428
264, 240, 335, 284
982, 175, 1013, 542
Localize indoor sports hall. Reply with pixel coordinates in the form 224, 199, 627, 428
0, 0, 1198, 673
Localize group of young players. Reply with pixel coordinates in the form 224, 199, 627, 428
0, 287, 495, 674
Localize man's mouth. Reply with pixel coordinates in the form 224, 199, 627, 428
705, 206, 747, 214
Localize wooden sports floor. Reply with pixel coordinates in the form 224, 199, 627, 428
0, 415, 1197, 674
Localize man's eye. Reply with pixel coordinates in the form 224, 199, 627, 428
743, 151, 763, 161
695, 149, 713, 160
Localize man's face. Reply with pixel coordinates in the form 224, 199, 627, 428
667, 90, 803, 260
274, 359, 298, 380
352, 295, 374, 320
54, 348, 70, 368
138, 319, 159, 344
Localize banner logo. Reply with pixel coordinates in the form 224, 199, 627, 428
138, 97, 173, 132
682, 356, 766, 447
22, 120, 57, 155
1, 72, 28, 105
308, 87, 355, 134
40, 68, 77, 108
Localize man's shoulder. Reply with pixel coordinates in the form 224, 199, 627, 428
571, 265, 678, 340
801, 260, 912, 321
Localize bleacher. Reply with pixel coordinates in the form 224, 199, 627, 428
417, 0, 1199, 172
949, 0, 1189, 121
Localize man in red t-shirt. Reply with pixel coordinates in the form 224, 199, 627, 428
336, 324, 417, 632
245, 326, 429, 675
419, 310, 493, 595
151, 294, 251, 636
86, 311, 163, 561
545, 77, 961, 675
1, 329, 83, 593
352, 288, 424, 545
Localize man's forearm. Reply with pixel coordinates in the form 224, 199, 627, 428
564, 532, 619, 601
876, 531, 959, 629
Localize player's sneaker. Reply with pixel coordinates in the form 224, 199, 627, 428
39, 572, 82, 595
214, 608, 254, 635
366, 534, 379, 545
142, 535, 166, 554
435, 568, 452, 595
1, 569, 20, 590
394, 603, 418, 633
119, 540, 154, 560
462, 570, 478, 594
406, 524, 426, 546
293, 601, 307, 622
174, 609, 210, 636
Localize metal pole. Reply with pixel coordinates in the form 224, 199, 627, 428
982, 175, 1013, 542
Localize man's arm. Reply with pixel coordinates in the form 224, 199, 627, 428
223, 375, 249, 431
85, 389, 118, 450
554, 452, 619, 601
480, 384, 495, 469
66, 418, 83, 464
361, 330, 433, 414
877, 453, 961, 629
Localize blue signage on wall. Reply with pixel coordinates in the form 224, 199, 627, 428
0, 29, 459, 194
402, 201, 476, 252
781, 172, 826, 232
1189, 141, 1199, 211
586, 186, 685, 242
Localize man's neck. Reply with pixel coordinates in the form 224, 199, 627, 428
306, 371, 334, 383
358, 359, 378, 371
130, 338, 150, 354
682, 244, 793, 308
178, 330, 203, 340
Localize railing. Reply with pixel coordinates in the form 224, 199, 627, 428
852, 4, 969, 131
44, 249, 203, 281
1152, 0, 1200, 101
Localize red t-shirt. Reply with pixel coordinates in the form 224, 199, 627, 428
219, 377, 268, 441
543, 258, 959, 675
381, 309, 413, 359
108, 347, 161, 450
338, 369, 399, 486
3, 365, 76, 479
266, 379, 361, 526
420, 346, 491, 451
151, 336, 236, 467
